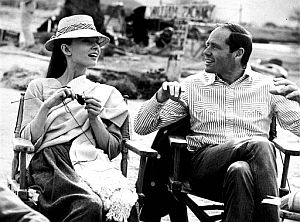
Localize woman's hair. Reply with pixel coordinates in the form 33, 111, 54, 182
219, 23, 252, 68
46, 39, 72, 78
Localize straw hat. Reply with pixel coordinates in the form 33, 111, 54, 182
45, 15, 110, 51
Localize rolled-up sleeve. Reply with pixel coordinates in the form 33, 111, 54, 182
134, 93, 188, 135
272, 94, 300, 137
20, 80, 45, 148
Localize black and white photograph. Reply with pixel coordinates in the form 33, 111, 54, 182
0, 0, 299, 221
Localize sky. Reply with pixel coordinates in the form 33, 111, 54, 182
136, 0, 299, 27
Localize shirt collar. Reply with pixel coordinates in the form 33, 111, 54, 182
204, 65, 254, 86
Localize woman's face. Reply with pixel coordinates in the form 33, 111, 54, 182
68, 37, 102, 68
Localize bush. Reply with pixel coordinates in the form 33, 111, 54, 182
87, 68, 167, 100
1, 66, 42, 90
1, 66, 166, 100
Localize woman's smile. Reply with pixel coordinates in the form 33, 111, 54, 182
88, 51, 99, 61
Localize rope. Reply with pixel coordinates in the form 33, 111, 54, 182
62, 100, 94, 145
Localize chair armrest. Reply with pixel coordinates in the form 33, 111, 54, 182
273, 138, 300, 156
11, 138, 34, 189
125, 140, 158, 158
168, 135, 187, 182
169, 135, 188, 148
123, 140, 158, 194
13, 138, 34, 153
280, 209, 300, 221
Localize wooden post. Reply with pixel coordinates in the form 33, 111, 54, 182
19, 0, 36, 48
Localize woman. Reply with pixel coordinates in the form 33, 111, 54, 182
20, 15, 137, 222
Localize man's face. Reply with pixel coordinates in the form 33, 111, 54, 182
203, 27, 236, 75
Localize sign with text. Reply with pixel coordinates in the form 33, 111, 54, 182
146, 3, 215, 22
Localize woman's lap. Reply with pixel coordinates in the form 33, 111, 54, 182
27, 143, 102, 221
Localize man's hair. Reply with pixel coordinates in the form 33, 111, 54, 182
218, 23, 252, 67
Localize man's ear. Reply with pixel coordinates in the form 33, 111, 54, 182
61, 44, 72, 56
234, 48, 244, 59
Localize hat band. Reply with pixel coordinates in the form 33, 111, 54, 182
55, 23, 97, 38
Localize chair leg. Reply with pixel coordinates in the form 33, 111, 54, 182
169, 200, 188, 222
127, 202, 140, 222
279, 154, 291, 197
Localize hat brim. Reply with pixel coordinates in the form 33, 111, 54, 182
44, 29, 110, 51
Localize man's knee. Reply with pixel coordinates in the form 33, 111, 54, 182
224, 161, 254, 192
226, 161, 251, 177
246, 137, 276, 159
249, 137, 274, 151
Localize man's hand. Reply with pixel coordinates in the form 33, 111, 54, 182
156, 81, 182, 103
269, 78, 300, 104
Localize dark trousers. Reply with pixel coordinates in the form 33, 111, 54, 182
188, 137, 280, 222
28, 144, 103, 222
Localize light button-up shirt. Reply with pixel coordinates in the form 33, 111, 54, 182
134, 69, 300, 151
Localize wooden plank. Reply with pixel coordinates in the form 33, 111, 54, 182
125, 140, 158, 158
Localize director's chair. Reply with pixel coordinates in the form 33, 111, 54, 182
137, 115, 300, 221
7, 93, 158, 221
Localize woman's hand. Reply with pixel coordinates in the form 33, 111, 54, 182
269, 78, 300, 104
84, 96, 104, 120
44, 87, 76, 110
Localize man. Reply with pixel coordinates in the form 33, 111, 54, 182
0, 185, 49, 222
134, 23, 300, 222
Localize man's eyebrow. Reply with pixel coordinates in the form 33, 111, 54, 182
206, 41, 220, 48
